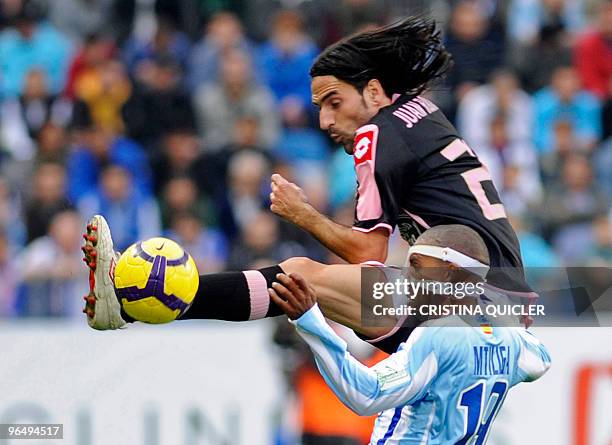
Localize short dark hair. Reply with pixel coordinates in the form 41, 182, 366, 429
415, 224, 490, 266
310, 16, 453, 97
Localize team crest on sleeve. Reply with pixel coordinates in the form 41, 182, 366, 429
372, 351, 410, 390
353, 124, 379, 165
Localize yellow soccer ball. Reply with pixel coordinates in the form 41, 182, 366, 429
114, 237, 199, 323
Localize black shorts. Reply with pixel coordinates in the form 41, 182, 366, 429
355, 326, 416, 354
356, 263, 418, 354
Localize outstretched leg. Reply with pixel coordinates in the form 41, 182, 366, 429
82, 215, 398, 340
182, 256, 395, 339
179, 265, 286, 321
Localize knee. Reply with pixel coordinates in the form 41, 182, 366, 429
280, 257, 324, 280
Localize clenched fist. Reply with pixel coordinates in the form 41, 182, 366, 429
269, 173, 311, 225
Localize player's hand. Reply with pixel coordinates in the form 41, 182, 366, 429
269, 273, 317, 320
269, 174, 311, 225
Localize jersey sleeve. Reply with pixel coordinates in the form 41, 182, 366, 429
352, 122, 417, 234
293, 304, 439, 416
511, 329, 551, 386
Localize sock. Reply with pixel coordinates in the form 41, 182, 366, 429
179, 265, 285, 321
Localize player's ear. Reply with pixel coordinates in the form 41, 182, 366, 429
442, 263, 459, 282
364, 79, 389, 106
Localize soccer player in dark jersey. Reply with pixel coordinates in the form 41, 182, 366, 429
270, 18, 525, 278
83, 17, 534, 353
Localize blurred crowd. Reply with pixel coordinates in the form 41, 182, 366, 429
0, 2, 610, 444
0, 0, 610, 321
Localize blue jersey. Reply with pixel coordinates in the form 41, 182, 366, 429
293, 305, 551, 444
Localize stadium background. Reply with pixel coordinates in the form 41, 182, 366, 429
0, 0, 610, 444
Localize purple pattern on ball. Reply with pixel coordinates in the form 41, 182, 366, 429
134, 241, 189, 267
134, 242, 154, 263
116, 254, 191, 316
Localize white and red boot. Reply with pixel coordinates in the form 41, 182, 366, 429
81, 215, 126, 330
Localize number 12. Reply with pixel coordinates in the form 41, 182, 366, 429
456, 380, 509, 445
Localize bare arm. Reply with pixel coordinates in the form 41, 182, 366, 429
294, 204, 389, 263
270, 174, 390, 263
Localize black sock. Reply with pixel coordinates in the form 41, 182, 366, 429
179, 265, 285, 321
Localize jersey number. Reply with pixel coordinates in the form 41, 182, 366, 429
456, 380, 509, 445
440, 140, 507, 221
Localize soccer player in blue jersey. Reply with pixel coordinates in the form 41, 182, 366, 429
269, 225, 551, 444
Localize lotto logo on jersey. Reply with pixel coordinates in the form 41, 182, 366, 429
353, 125, 378, 165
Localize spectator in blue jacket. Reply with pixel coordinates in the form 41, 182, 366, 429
533, 66, 601, 154
258, 10, 318, 111
77, 165, 160, 251
0, 4, 72, 98
187, 12, 257, 92
66, 123, 152, 203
